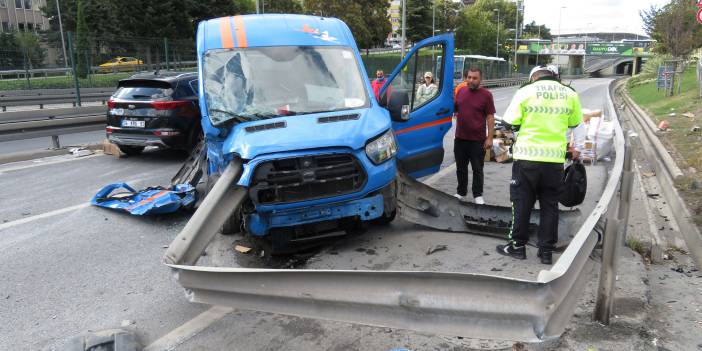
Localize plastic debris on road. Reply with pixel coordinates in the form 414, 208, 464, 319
91, 183, 196, 215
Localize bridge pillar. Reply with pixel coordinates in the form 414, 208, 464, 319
568, 55, 583, 76
632, 57, 642, 76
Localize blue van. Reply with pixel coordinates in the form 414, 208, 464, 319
196, 14, 454, 251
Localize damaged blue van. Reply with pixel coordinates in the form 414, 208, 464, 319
196, 14, 454, 251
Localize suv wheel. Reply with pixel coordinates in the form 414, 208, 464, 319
118, 145, 144, 156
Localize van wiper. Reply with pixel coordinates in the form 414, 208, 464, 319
209, 109, 250, 123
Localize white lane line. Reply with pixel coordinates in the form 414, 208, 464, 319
144, 306, 234, 351
0, 203, 90, 231
0, 153, 103, 174
424, 163, 456, 186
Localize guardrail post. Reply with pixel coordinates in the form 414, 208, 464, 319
594, 136, 632, 324
51, 135, 60, 149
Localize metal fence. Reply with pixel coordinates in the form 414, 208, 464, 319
0, 33, 196, 93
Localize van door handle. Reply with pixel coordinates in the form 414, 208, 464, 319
436, 108, 450, 116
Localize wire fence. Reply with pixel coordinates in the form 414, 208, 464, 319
0, 32, 196, 92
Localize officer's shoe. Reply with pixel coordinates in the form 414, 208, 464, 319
496, 243, 526, 260
537, 249, 553, 265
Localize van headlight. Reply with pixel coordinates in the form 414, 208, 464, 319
365, 129, 398, 165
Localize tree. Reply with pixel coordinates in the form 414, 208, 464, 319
640, 0, 702, 58
522, 21, 551, 40
15, 32, 47, 69
0, 33, 23, 70
434, 0, 462, 34
470, 0, 520, 34
406, 0, 432, 43
74, 0, 90, 78
261, 0, 303, 14
304, 0, 391, 51
455, 3, 508, 57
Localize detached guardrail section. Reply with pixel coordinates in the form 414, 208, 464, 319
164, 81, 627, 342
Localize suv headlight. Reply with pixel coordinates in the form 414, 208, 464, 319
365, 129, 398, 165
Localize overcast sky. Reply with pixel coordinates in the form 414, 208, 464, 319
522, 0, 672, 36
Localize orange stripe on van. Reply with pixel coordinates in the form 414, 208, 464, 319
220, 17, 234, 49
394, 117, 453, 135
233, 16, 248, 48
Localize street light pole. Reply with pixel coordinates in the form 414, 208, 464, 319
55, 0, 68, 68
557, 6, 566, 58
401, 0, 407, 57
514, 0, 520, 70
432, 0, 435, 37
494, 8, 500, 58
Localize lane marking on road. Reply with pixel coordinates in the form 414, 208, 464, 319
0, 153, 103, 174
0, 203, 90, 231
144, 306, 234, 351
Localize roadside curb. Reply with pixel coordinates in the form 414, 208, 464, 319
0, 142, 103, 165
616, 80, 702, 270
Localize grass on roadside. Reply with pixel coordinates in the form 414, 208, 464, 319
0, 73, 130, 91
628, 65, 702, 226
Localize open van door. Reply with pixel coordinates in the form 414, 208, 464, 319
379, 33, 455, 179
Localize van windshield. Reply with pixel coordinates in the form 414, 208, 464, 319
203, 46, 369, 126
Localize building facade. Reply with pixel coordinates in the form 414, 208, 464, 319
0, 0, 48, 33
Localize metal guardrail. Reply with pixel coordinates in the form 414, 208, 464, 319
163, 80, 629, 342
0, 106, 106, 143
618, 82, 702, 269
481, 77, 529, 88
0, 62, 198, 80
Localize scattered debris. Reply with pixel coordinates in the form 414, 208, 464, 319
482, 251, 490, 256
490, 267, 503, 272
682, 112, 695, 118
668, 113, 676, 117
641, 171, 656, 177
120, 320, 135, 327
691, 126, 700, 133
426, 244, 448, 255
647, 193, 660, 199
91, 183, 196, 215
161, 245, 169, 249
69, 147, 94, 157
658, 120, 669, 131
234, 245, 252, 254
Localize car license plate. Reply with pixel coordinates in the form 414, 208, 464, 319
122, 119, 145, 128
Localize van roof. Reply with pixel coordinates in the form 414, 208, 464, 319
198, 14, 355, 52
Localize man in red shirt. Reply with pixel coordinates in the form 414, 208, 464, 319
453, 68, 496, 205
371, 70, 387, 101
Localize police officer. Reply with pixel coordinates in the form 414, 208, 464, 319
496, 65, 582, 264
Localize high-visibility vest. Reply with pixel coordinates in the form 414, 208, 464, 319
502, 78, 583, 163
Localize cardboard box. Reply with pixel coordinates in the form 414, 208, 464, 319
484, 148, 493, 162
102, 139, 126, 157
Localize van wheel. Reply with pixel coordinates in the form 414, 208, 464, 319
372, 209, 396, 225
118, 145, 144, 156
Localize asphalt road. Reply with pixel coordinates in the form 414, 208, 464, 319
0, 78, 615, 350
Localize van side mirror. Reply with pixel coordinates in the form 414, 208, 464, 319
400, 105, 410, 121
386, 90, 410, 122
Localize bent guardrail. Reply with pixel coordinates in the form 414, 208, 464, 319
162, 80, 629, 342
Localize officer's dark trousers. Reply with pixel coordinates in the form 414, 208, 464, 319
508, 160, 564, 251
454, 139, 484, 197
